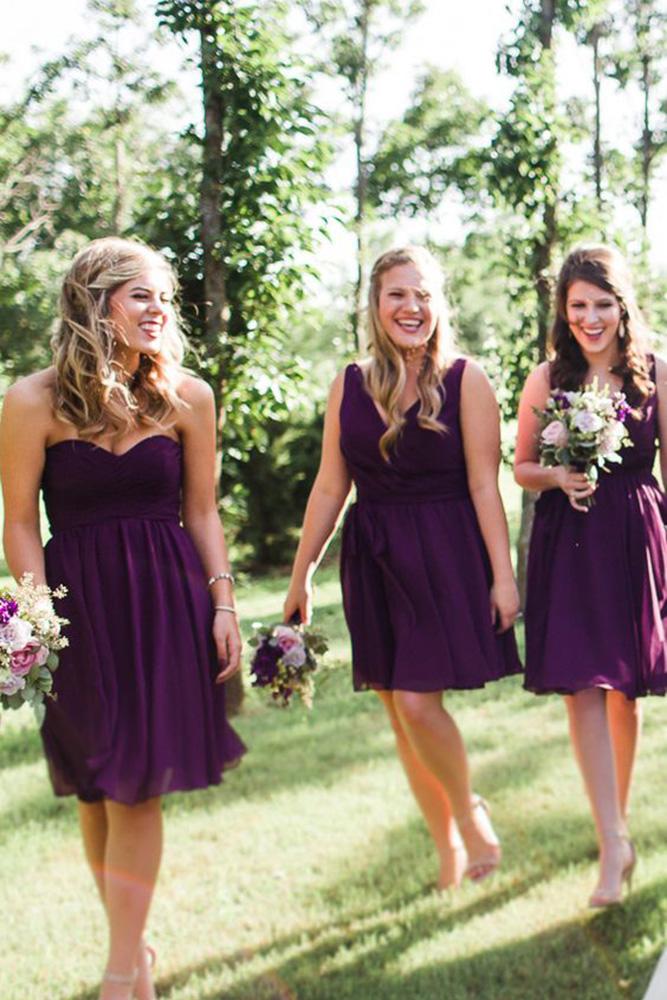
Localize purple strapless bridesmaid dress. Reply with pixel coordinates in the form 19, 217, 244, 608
40, 435, 245, 804
339, 359, 522, 692
525, 360, 667, 698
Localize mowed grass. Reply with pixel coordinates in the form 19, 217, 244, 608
1, 563, 667, 999
1, 475, 667, 998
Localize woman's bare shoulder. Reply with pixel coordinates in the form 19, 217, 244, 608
174, 371, 214, 408
4, 368, 56, 415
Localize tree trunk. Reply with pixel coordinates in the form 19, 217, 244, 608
112, 132, 127, 234
640, 49, 651, 232
518, 0, 557, 605
200, 24, 229, 353
352, 0, 370, 354
592, 25, 603, 213
199, 21, 243, 716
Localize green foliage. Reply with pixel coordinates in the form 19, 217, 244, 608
606, 0, 667, 228
0, 2, 179, 375
154, 0, 333, 562
222, 409, 324, 567
305, 0, 426, 92
367, 68, 489, 215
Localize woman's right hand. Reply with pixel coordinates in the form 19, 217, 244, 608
553, 466, 596, 512
283, 582, 312, 626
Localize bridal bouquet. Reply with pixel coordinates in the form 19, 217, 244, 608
535, 380, 631, 506
0, 574, 69, 723
248, 621, 328, 708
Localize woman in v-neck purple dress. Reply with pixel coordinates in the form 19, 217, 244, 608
0, 238, 245, 999
284, 246, 521, 891
515, 244, 667, 908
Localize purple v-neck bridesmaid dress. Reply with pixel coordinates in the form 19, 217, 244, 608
525, 360, 667, 698
339, 359, 522, 692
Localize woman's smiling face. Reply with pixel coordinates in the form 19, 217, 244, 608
377, 262, 439, 352
565, 279, 622, 361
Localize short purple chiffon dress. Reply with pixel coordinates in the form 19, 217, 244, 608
525, 360, 667, 698
339, 359, 522, 692
40, 435, 245, 805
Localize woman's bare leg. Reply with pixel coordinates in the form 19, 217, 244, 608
392, 690, 500, 879
98, 797, 162, 1000
565, 689, 634, 903
377, 691, 466, 887
606, 690, 642, 821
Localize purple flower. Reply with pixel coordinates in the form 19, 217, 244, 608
0, 599, 18, 626
615, 399, 631, 423
552, 391, 572, 409
250, 639, 282, 688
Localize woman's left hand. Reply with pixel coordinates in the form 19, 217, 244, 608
490, 579, 521, 633
213, 609, 243, 683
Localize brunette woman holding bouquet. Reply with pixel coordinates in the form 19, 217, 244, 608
284, 246, 521, 889
515, 244, 667, 907
0, 238, 245, 999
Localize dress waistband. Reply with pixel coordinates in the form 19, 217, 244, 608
49, 514, 181, 534
355, 489, 470, 506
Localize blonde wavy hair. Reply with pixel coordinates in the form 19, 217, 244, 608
364, 245, 454, 460
52, 237, 187, 439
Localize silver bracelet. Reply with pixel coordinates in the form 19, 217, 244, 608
214, 604, 237, 615
207, 571, 235, 588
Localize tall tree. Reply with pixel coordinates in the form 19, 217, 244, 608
304, 0, 424, 350
611, 0, 667, 236
490, 0, 597, 594
367, 67, 489, 218
155, 0, 330, 386
85, 0, 174, 234
152, 0, 331, 570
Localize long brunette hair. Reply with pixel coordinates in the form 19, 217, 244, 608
550, 244, 652, 408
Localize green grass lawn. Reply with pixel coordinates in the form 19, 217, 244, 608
1, 560, 667, 999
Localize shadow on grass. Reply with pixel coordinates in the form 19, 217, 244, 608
65, 872, 664, 1000
162, 673, 573, 829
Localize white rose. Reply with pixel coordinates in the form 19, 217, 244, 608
573, 410, 603, 433
0, 617, 33, 651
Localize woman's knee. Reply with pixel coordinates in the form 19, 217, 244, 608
393, 690, 442, 730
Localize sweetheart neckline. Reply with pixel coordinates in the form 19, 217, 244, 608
45, 434, 181, 458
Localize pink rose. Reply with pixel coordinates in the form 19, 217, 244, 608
273, 625, 301, 654
0, 673, 25, 695
10, 642, 48, 677
541, 420, 568, 447
280, 644, 307, 668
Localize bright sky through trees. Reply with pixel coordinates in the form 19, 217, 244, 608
3, 0, 667, 268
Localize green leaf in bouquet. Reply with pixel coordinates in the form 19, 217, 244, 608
47, 652, 60, 670
6, 692, 25, 710
33, 702, 45, 726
